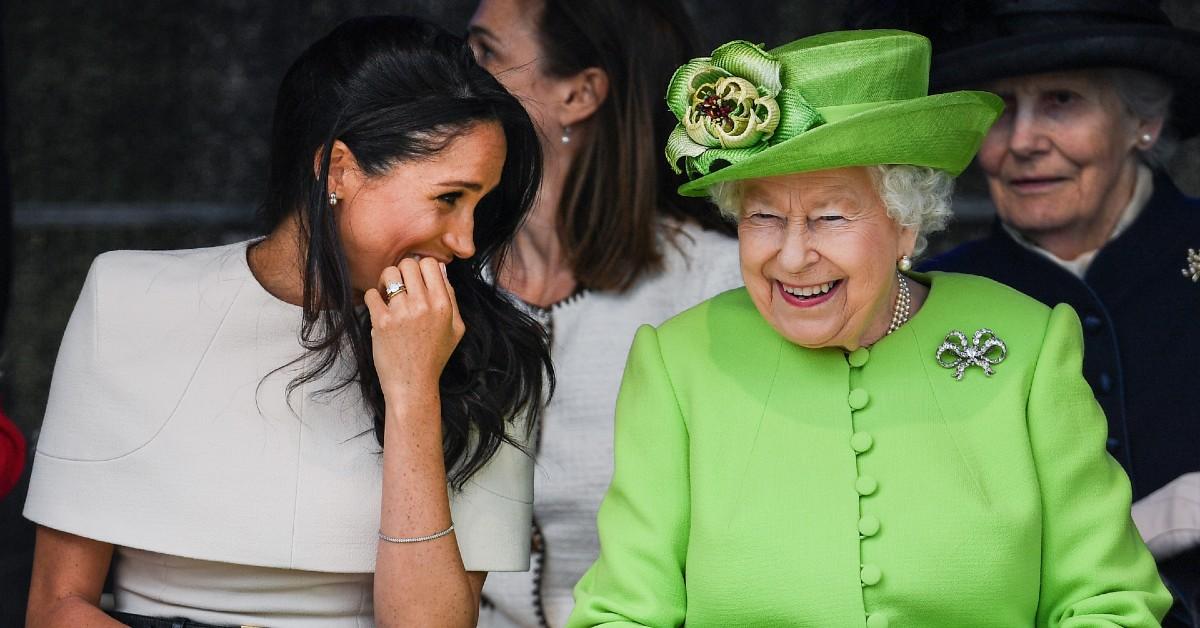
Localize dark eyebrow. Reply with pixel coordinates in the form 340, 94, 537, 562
435, 180, 484, 192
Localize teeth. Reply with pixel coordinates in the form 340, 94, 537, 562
784, 281, 834, 297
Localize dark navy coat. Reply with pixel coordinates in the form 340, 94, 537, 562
922, 173, 1199, 624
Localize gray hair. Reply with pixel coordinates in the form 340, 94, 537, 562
708, 164, 955, 255
1104, 67, 1176, 167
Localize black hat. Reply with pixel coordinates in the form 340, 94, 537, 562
849, 0, 1200, 137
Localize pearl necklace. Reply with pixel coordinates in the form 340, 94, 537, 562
885, 271, 912, 336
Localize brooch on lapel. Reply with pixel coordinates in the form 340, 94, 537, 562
1182, 249, 1200, 282
935, 329, 1007, 381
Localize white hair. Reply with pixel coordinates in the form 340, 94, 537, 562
1104, 67, 1176, 167
708, 164, 955, 255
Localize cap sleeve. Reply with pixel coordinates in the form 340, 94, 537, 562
449, 417, 534, 572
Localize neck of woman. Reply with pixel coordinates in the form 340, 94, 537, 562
248, 214, 308, 307
853, 274, 930, 350
499, 143, 580, 308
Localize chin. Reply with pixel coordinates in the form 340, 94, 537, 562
769, 319, 833, 349
998, 202, 1074, 233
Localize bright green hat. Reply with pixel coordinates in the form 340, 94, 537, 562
665, 30, 1003, 197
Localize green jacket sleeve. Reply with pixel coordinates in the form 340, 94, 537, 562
567, 325, 689, 628
1029, 305, 1172, 627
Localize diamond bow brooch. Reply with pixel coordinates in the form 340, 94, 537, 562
935, 329, 1007, 381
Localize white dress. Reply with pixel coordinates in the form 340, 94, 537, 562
24, 241, 534, 628
478, 221, 742, 628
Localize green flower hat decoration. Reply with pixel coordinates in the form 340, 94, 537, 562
667, 40, 822, 179
663, 30, 1006, 197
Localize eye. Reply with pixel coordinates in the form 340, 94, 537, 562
817, 213, 846, 222
1047, 90, 1076, 106
437, 191, 463, 206
744, 211, 783, 224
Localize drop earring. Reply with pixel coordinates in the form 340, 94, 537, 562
561, 126, 571, 144
898, 254, 913, 272
329, 192, 339, 207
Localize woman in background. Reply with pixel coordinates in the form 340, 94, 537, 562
24, 16, 549, 627
466, 1, 741, 625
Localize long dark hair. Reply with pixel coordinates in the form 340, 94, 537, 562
259, 15, 551, 488
534, 0, 733, 293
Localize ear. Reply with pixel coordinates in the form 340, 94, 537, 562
556, 67, 610, 128
313, 140, 359, 198
1135, 115, 1166, 149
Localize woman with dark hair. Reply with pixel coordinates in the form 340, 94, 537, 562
23, 15, 549, 628
465, 1, 741, 626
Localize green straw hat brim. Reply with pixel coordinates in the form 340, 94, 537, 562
677, 90, 1002, 197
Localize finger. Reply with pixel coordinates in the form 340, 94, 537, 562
378, 266, 407, 306
419, 257, 450, 311
397, 257, 429, 303
364, 288, 388, 323
442, 263, 463, 330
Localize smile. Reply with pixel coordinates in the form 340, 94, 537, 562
1006, 177, 1069, 194
778, 279, 841, 307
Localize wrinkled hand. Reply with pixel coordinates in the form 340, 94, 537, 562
364, 257, 465, 401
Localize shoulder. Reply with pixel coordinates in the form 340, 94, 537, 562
657, 220, 737, 271
920, 235, 1009, 274
79, 242, 253, 338
647, 219, 742, 306
85, 242, 249, 303
30, 241, 261, 463
651, 287, 780, 369
921, 271, 1053, 332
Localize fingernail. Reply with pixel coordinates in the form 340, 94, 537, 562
440, 262, 448, 277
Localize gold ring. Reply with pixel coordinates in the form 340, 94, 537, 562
383, 281, 406, 302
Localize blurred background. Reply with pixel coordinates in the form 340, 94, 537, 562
1, 0, 1197, 623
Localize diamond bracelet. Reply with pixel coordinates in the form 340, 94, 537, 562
378, 524, 455, 544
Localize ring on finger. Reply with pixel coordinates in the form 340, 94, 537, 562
383, 281, 407, 303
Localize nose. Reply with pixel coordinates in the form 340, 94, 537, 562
444, 209, 476, 260
776, 224, 819, 273
1007, 103, 1049, 158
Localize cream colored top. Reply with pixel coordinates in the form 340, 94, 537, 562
24, 241, 533, 626
479, 222, 743, 628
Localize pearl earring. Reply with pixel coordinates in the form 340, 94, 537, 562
329, 192, 339, 207
1141, 133, 1153, 145
898, 255, 913, 272
561, 126, 571, 144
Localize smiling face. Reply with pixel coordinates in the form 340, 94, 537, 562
333, 121, 507, 294
978, 70, 1145, 257
737, 167, 916, 350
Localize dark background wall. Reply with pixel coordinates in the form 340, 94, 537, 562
1, 1, 1197, 623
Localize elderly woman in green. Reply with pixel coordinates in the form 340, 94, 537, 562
566, 30, 1170, 628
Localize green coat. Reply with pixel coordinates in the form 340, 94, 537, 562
567, 272, 1169, 628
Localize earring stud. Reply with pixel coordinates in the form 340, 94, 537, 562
898, 255, 913, 272
329, 192, 339, 207
1141, 133, 1153, 144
